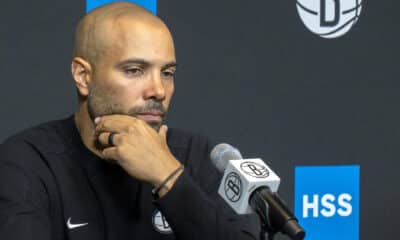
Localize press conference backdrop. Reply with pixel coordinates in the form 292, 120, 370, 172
0, 0, 398, 239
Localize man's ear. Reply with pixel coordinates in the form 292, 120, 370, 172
71, 57, 93, 97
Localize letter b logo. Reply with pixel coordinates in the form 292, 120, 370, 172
296, 0, 363, 38
320, 0, 340, 27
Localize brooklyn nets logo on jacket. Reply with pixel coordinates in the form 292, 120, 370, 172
152, 210, 173, 234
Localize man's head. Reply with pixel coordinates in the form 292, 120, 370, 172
71, 2, 176, 130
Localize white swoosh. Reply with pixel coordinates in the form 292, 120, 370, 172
67, 217, 89, 229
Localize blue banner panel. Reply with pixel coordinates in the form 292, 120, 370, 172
295, 165, 360, 240
86, 0, 157, 14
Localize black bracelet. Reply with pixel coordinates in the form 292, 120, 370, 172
152, 165, 184, 197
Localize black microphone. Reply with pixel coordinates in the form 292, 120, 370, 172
211, 143, 305, 240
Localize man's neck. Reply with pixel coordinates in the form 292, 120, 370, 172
74, 104, 103, 158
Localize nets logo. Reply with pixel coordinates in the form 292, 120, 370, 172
240, 161, 269, 178
224, 172, 242, 202
295, 165, 360, 240
152, 210, 173, 234
296, 0, 362, 38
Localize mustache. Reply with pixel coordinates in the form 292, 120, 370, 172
127, 99, 166, 116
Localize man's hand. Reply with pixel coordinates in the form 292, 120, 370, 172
94, 115, 182, 195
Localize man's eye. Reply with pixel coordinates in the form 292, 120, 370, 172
162, 71, 175, 79
124, 68, 142, 77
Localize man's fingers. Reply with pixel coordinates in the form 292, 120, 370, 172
102, 146, 119, 160
98, 132, 120, 147
95, 115, 138, 133
95, 114, 135, 123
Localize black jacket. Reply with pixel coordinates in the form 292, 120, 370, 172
0, 116, 261, 240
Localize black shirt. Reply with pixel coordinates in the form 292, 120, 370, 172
0, 116, 261, 240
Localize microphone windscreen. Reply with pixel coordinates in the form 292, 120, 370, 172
210, 143, 243, 172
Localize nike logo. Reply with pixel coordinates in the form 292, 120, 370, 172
67, 217, 89, 229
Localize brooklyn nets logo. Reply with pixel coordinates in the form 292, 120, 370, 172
152, 210, 173, 234
224, 172, 242, 202
240, 161, 269, 178
296, 0, 363, 38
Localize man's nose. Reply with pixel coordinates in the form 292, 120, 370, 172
143, 71, 166, 100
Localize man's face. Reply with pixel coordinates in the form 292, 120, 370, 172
87, 18, 176, 130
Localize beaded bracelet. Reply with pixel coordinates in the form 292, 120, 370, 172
152, 165, 184, 197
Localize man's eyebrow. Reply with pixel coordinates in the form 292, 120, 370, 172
115, 58, 150, 68
162, 62, 178, 70
115, 58, 177, 69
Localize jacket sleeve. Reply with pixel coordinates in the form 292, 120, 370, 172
155, 133, 263, 240
0, 140, 53, 240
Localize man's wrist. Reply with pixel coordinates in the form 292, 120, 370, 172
152, 165, 184, 199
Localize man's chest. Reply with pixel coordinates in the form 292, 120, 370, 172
54, 158, 176, 240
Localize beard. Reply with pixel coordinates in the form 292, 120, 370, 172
87, 83, 167, 131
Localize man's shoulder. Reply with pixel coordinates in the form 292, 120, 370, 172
3, 117, 70, 144
0, 116, 73, 164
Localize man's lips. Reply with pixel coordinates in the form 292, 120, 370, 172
136, 110, 165, 122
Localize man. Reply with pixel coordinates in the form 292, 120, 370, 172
0, 2, 261, 240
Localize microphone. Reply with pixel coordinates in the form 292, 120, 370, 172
211, 143, 305, 240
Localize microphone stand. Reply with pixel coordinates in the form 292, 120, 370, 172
249, 187, 306, 240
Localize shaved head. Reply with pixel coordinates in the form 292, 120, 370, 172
72, 2, 171, 69
71, 2, 176, 131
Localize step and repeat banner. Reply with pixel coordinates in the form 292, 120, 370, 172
1, 0, 398, 239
